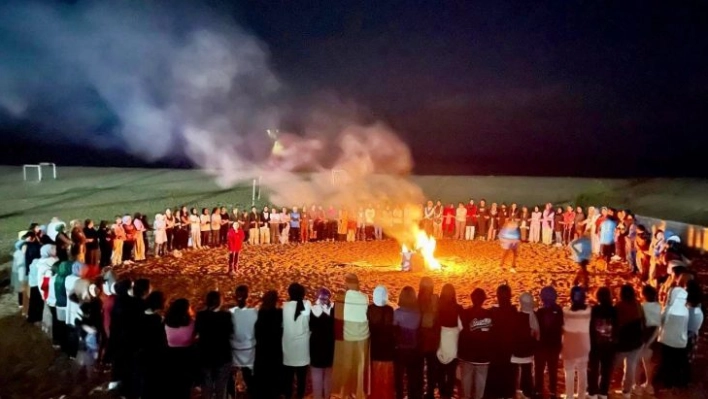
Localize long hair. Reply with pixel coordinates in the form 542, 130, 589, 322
619, 284, 636, 303
438, 283, 459, 327
205, 291, 221, 310
496, 284, 512, 308
595, 286, 613, 307
260, 290, 279, 311
235, 285, 249, 308
398, 286, 418, 310
165, 298, 192, 328
418, 277, 435, 312
288, 283, 306, 321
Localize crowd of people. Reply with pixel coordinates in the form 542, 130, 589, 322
6, 197, 702, 399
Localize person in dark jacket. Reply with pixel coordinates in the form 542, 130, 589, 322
310, 287, 335, 399
458, 288, 493, 399
534, 286, 564, 399
368, 285, 396, 399
614, 284, 645, 398
254, 290, 284, 399
486, 284, 518, 399
395, 286, 423, 399
437, 284, 462, 399
138, 291, 168, 399
194, 291, 234, 399
417, 277, 440, 399
587, 286, 617, 399
109, 278, 143, 398
512, 292, 539, 399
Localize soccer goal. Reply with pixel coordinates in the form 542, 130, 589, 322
23, 162, 57, 181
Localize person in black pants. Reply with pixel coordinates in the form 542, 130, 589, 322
534, 286, 564, 399
394, 286, 423, 399
587, 286, 617, 399
194, 291, 234, 399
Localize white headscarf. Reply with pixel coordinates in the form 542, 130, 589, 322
373, 285, 388, 307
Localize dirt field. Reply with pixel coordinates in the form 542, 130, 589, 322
1, 166, 707, 398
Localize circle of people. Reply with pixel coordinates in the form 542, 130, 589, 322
8, 198, 699, 399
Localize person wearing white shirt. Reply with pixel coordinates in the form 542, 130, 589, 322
229, 285, 258, 397
283, 283, 311, 399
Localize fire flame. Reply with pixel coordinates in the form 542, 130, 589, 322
401, 228, 441, 271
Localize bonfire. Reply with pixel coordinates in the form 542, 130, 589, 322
401, 228, 442, 271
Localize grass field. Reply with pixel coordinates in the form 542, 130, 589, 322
1, 165, 707, 259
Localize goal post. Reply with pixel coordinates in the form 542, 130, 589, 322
23, 162, 57, 181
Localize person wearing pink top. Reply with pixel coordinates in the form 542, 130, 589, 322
164, 298, 196, 399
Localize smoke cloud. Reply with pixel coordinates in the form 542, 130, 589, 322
0, 0, 424, 241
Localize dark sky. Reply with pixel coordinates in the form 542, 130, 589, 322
2, 0, 708, 177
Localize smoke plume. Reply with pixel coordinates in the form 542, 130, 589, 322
0, 0, 424, 241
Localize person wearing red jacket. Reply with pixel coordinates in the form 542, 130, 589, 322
465, 199, 477, 240
227, 223, 246, 275
442, 203, 456, 238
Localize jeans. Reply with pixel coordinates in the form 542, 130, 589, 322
534, 347, 560, 398
615, 348, 640, 393
311, 367, 332, 399
202, 363, 231, 399
464, 225, 476, 240
459, 361, 488, 399
394, 349, 423, 399
423, 351, 438, 398
438, 359, 457, 398
283, 365, 308, 399
514, 363, 533, 397
455, 221, 466, 239
588, 349, 614, 396
228, 251, 239, 273
563, 358, 587, 399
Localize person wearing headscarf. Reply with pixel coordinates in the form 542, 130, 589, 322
228, 285, 258, 397
534, 286, 564, 399
282, 283, 311, 399
486, 284, 518, 399
194, 291, 233, 399
69, 219, 87, 263
394, 286, 423, 399
132, 213, 147, 261
310, 287, 335, 399
657, 285, 689, 388
152, 214, 167, 257
110, 216, 126, 266
436, 284, 462, 399
54, 223, 72, 262
417, 277, 440, 399
27, 244, 57, 324
587, 286, 617, 399
83, 219, 100, 266
511, 292, 539, 399
562, 286, 591, 399
64, 261, 86, 358
46, 217, 63, 243
121, 215, 136, 263
53, 259, 73, 348
254, 290, 284, 399
614, 284, 645, 398
332, 273, 370, 399
367, 285, 395, 399
12, 234, 27, 309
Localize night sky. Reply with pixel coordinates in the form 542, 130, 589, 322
2, 0, 708, 177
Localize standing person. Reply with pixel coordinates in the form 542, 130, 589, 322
541, 203, 554, 245
657, 285, 689, 388
11, 236, 26, 310
486, 203, 498, 241
98, 221, 113, 268
599, 212, 618, 268
442, 203, 455, 238
300, 206, 311, 243
200, 208, 211, 248
455, 202, 467, 240
133, 213, 147, 261
437, 284, 462, 399
534, 287, 564, 399
570, 233, 592, 291
614, 284, 645, 399
635, 225, 652, 282
530, 206, 542, 243
624, 214, 638, 272
562, 287, 591, 399
635, 285, 660, 396
465, 199, 477, 240
219, 207, 230, 246
137, 291, 168, 399
368, 285, 396, 399
29, 245, 57, 324
226, 222, 245, 275
511, 293, 539, 399
347, 208, 358, 242
189, 208, 202, 250
269, 208, 281, 244
229, 285, 258, 398
153, 214, 167, 257
587, 286, 617, 399
563, 206, 575, 245
282, 283, 311, 399
164, 209, 176, 252
209, 207, 221, 248
422, 201, 435, 236
586, 207, 600, 255
247, 206, 261, 246
365, 204, 376, 241
310, 288, 335, 399
122, 215, 136, 263
519, 206, 530, 242
70, 220, 87, 263
574, 207, 586, 241
332, 273, 370, 399
338, 207, 349, 241
280, 207, 290, 244
260, 206, 271, 244
458, 288, 493, 399
254, 290, 284, 399
418, 277, 440, 399
109, 279, 143, 397
499, 220, 521, 273
164, 299, 197, 399
486, 284, 517, 399
394, 286, 423, 399
357, 207, 366, 241
195, 291, 233, 399
553, 207, 564, 246
432, 201, 443, 240
289, 206, 301, 244
84, 220, 100, 266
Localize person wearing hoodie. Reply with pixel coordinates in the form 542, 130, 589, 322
511, 292, 539, 399
587, 286, 617, 399
562, 286, 591, 399
394, 286, 423, 399
437, 284, 462, 399
64, 261, 85, 358
534, 286, 564, 399
368, 285, 396, 399
229, 285, 258, 398
282, 283, 311, 399
28, 244, 57, 324
486, 284, 518, 399
658, 285, 690, 388
309, 287, 335, 399
458, 288, 493, 399
614, 284, 645, 398
635, 285, 660, 396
